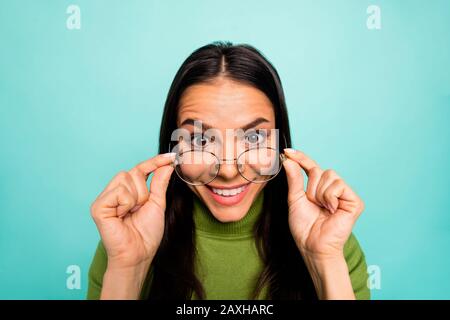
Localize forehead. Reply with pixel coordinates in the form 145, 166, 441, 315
177, 79, 275, 128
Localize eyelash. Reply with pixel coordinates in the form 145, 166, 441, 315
244, 130, 270, 148
189, 129, 271, 148
190, 134, 214, 148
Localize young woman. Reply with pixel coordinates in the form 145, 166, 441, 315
87, 42, 370, 300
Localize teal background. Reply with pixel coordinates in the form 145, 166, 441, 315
1, 0, 449, 299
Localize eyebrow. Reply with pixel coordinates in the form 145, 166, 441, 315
179, 117, 270, 131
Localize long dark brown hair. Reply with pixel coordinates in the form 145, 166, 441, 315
147, 41, 317, 300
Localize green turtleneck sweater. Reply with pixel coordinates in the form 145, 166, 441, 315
87, 192, 370, 300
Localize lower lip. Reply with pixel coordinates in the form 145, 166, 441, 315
206, 184, 251, 206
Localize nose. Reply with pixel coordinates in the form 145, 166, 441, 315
216, 158, 240, 180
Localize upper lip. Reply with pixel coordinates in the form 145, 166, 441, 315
206, 182, 250, 189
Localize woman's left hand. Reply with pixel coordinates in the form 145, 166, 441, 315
282, 148, 365, 261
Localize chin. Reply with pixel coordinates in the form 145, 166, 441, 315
208, 202, 253, 222
191, 183, 263, 222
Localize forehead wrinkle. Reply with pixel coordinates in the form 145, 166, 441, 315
177, 82, 275, 128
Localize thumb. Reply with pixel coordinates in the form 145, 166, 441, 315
148, 165, 174, 210
282, 158, 307, 205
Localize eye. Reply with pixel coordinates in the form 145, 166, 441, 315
191, 134, 214, 149
244, 130, 267, 146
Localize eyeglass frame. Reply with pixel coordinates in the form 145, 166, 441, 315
167, 134, 288, 186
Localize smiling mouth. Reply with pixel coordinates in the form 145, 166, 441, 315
205, 183, 250, 197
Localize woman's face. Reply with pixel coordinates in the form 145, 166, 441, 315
177, 78, 276, 222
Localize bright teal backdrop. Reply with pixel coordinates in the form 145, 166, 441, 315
1, 0, 449, 299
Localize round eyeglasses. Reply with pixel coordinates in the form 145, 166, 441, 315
171, 147, 286, 186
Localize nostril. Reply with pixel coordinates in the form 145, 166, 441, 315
217, 163, 239, 177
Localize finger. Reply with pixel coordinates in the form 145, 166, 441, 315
316, 169, 340, 212
283, 149, 324, 207
134, 153, 176, 178
128, 168, 151, 210
323, 179, 361, 215
282, 158, 306, 206
95, 184, 137, 220
283, 148, 321, 175
305, 167, 324, 207
122, 172, 139, 200
98, 153, 175, 200
98, 171, 137, 200
97, 171, 125, 199
147, 165, 174, 211
128, 153, 176, 211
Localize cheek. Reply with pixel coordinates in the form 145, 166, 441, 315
250, 182, 266, 198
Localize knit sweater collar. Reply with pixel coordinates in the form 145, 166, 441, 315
193, 191, 264, 236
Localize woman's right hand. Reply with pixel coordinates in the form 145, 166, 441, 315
90, 153, 175, 270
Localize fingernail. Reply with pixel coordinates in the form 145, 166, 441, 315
284, 148, 296, 154
162, 152, 176, 158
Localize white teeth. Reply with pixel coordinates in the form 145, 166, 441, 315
211, 186, 245, 197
